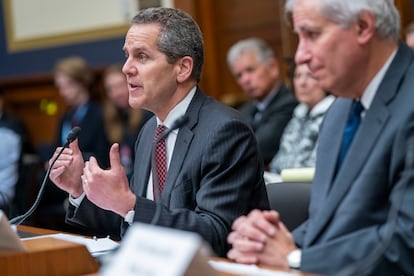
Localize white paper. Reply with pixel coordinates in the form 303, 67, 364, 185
21, 233, 119, 256
208, 260, 300, 276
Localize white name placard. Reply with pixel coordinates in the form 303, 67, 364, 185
100, 223, 218, 276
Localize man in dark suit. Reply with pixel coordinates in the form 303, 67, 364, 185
48, 7, 269, 257
227, 38, 297, 166
227, 0, 414, 274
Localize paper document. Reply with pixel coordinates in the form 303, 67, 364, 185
22, 233, 119, 256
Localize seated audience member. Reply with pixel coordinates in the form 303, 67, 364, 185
48, 7, 269, 256
0, 90, 32, 214
268, 63, 335, 174
405, 21, 414, 49
227, 0, 414, 275
227, 38, 297, 166
102, 63, 153, 178
35, 56, 110, 231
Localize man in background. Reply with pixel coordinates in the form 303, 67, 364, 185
227, 38, 297, 166
227, 0, 414, 274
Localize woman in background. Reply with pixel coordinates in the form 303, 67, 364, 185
268, 63, 335, 174
102, 63, 152, 178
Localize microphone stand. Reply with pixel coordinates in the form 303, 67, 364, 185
10, 127, 81, 226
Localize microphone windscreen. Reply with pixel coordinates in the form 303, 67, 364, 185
66, 127, 82, 144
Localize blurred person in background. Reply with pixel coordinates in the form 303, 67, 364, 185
268, 63, 335, 175
227, 37, 297, 167
102, 63, 153, 179
35, 56, 110, 231
0, 88, 33, 216
404, 21, 414, 49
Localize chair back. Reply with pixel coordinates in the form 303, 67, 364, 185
265, 182, 311, 231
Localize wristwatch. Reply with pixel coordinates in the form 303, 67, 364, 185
287, 249, 301, 269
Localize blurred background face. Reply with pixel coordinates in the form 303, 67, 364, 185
54, 72, 85, 107
293, 64, 326, 109
230, 50, 279, 102
104, 72, 130, 110
406, 32, 414, 49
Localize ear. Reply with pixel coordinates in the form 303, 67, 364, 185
356, 11, 376, 44
176, 56, 194, 83
267, 58, 280, 79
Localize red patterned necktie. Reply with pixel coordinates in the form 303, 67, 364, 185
153, 124, 167, 201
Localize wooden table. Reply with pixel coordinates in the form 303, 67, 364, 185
15, 225, 315, 276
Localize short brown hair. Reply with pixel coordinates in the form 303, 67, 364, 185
54, 56, 93, 87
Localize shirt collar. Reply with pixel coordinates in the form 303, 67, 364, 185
156, 86, 196, 132
360, 49, 397, 110
255, 84, 280, 111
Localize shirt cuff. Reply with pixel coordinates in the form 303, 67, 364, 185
68, 192, 86, 207
124, 209, 135, 225
287, 249, 301, 269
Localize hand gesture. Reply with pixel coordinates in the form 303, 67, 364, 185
82, 143, 136, 217
48, 139, 85, 198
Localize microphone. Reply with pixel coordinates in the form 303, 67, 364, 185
9, 127, 82, 225
335, 135, 414, 275
150, 115, 188, 225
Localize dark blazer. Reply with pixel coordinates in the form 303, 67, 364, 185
239, 84, 297, 165
66, 88, 270, 257
293, 42, 414, 275
40, 101, 110, 207
56, 101, 110, 168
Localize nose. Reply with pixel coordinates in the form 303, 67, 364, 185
122, 58, 135, 76
239, 72, 250, 86
295, 40, 311, 65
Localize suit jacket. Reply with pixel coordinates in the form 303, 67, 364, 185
293, 42, 414, 275
66, 88, 270, 256
239, 84, 297, 165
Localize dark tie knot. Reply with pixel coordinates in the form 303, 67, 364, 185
351, 100, 364, 116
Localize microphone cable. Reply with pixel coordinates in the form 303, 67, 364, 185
10, 127, 82, 225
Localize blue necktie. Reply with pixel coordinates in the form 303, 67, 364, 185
337, 100, 364, 168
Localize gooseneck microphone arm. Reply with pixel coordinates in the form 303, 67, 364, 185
10, 127, 82, 225
335, 135, 414, 276
150, 116, 188, 225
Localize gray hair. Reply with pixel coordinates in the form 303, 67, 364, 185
131, 7, 204, 82
226, 38, 276, 68
285, 0, 400, 41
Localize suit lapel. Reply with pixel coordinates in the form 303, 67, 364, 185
161, 89, 203, 204
133, 119, 156, 197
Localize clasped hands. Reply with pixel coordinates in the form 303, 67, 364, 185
227, 209, 298, 269
48, 138, 136, 217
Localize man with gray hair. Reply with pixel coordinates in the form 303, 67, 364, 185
227, 0, 414, 274
227, 38, 297, 166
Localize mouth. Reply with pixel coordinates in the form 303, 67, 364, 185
128, 82, 142, 91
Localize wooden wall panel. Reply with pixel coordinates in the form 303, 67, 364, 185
1, 77, 66, 147
1, 0, 413, 148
